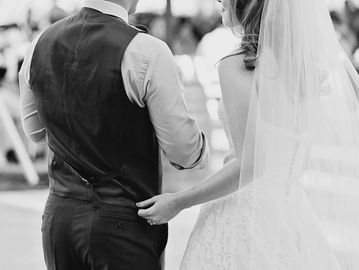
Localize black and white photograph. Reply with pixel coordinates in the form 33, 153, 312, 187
0, 0, 359, 269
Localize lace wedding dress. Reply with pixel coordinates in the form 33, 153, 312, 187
180, 100, 253, 270
180, 101, 342, 270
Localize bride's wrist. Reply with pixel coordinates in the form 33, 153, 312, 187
175, 191, 191, 210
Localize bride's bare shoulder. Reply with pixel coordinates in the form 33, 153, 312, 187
217, 53, 253, 149
218, 53, 254, 96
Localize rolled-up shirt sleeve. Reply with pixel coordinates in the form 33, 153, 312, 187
141, 40, 209, 169
19, 36, 46, 143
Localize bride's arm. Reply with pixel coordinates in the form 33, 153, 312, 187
179, 54, 253, 205
137, 55, 253, 224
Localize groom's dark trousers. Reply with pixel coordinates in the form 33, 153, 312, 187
29, 8, 168, 270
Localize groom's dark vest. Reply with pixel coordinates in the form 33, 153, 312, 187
30, 8, 161, 204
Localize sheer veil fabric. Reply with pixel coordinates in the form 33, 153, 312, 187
237, 0, 359, 269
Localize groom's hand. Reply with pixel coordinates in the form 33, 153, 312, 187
137, 193, 182, 225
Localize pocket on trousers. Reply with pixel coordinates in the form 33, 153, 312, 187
41, 194, 57, 233
99, 212, 140, 224
99, 211, 151, 239
41, 209, 54, 233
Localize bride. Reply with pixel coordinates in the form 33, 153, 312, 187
138, 0, 359, 269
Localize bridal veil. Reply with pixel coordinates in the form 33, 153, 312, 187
237, 0, 359, 269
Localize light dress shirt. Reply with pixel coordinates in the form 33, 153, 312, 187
19, 0, 209, 170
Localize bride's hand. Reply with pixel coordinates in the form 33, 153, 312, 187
137, 193, 183, 225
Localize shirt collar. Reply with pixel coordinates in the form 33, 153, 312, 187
82, 0, 129, 23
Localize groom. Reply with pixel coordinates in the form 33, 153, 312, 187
19, 0, 209, 269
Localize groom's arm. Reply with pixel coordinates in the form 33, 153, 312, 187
19, 35, 46, 143
122, 34, 209, 170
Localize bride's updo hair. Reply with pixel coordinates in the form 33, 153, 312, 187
228, 0, 265, 70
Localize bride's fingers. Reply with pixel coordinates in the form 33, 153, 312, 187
138, 207, 154, 218
136, 197, 157, 208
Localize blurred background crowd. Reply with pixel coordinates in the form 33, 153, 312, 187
0, 0, 358, 185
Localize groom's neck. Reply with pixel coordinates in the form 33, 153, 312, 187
103, 0, 133, 14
